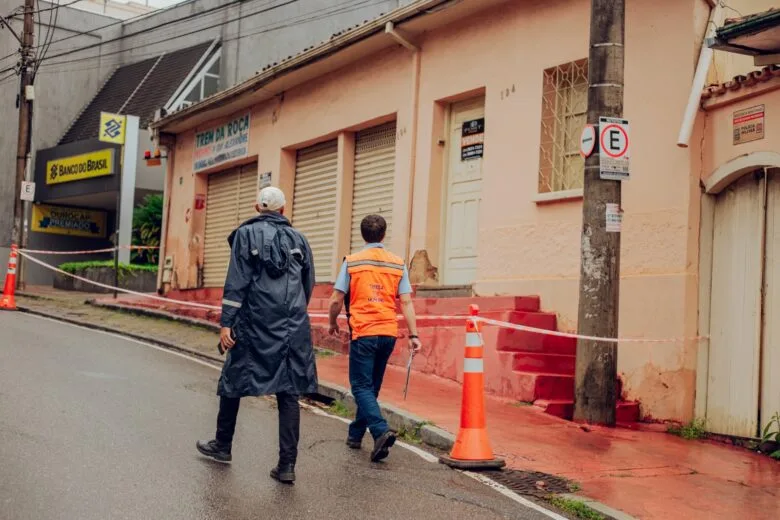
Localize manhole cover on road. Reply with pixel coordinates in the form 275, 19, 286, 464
483, 469, 573, 498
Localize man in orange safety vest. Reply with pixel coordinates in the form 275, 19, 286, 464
328, 214, 421, 463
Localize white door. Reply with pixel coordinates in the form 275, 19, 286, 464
761, 168, 780, 435
442, 98, 485, 286
292, 140, 339, 282
707, 172, 765, 437
351, 122, 397, 252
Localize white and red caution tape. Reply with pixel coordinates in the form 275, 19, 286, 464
16, 249, 707, 344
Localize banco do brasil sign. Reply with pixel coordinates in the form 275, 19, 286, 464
193, 113, 250, 172
46, 149, 115, 185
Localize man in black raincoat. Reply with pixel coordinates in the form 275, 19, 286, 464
197, 186, 317, 484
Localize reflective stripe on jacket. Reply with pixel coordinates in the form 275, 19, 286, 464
346, 247, 404, 339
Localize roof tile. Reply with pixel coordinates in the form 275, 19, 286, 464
60, 41, 213, 144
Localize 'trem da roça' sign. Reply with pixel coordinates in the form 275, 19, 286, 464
193, 114, 251, 173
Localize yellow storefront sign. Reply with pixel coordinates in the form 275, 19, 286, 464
46, 149, 115, 185
32, 204, 107, 239
99, 112, 126, 144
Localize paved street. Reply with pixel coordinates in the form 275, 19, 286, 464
0, 312, 554, 520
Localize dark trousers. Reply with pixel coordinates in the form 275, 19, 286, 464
215, 392, 301, 465
348, 335, 396, 441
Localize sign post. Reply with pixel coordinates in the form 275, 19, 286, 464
100, 112, 127, 298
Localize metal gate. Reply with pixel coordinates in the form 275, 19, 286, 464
350, 122, 397, 252
291, 140, 338, 282
203, 164, 257, 287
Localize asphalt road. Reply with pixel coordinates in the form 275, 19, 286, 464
0, 312, 557, 520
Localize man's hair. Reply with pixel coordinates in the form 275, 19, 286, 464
361, 214, 387, 243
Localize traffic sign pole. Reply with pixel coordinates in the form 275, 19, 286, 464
574, 0, 625, 426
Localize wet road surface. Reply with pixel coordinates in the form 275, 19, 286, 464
0, 312, 556, 520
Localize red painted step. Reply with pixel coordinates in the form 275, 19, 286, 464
512, 371, 575, 402
617, 401, 641, 424
496, 327, 577, 355
533, 399, 574, 419
512, 352, 575, 375
534, 399, 641, 423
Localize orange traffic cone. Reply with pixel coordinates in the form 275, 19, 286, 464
440, 304, 505, 470
0, 244, 18, 311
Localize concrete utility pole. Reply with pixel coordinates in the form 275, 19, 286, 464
12, 0, 36, 288
573, 0, 625, 425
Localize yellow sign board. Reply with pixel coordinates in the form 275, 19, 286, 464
99, 112, 126, 144
46, 149, 114, 185
32, 204, 107, 239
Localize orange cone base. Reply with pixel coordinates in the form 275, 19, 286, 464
0, 294, 16, 310
439, 427, 505, 470
439, 453, 505, 471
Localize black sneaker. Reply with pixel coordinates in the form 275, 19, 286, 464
270, 463, 296, 484
346, 438, 362, 449
196, 439, 232, 463
370, 431, 396, 462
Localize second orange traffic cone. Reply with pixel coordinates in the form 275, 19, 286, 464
0, 244, 18, 311
439, 304, 505, 470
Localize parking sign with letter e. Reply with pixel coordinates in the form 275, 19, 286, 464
598, 117, 630, 181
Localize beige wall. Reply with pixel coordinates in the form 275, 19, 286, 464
162, 0, 712, 420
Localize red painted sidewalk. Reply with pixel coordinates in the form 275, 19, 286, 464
316, 354, 780, 520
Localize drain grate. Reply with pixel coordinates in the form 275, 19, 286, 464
482, 469, 573, 498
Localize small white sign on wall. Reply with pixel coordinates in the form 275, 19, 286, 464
606, 203, 622, 233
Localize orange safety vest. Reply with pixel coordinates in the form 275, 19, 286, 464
345, 247, 405, 340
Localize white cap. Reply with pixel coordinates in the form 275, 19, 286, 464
257, 186, 286, 212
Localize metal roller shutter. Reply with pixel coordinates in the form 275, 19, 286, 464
238, 166, 258, 223
292, 140, 338, 282
203, 164, 258, 288
204, 168, 241, 287
350, 122, 397, 252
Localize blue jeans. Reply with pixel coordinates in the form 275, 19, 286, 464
348, 336, 396, 441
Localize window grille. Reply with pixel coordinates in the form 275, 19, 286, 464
538, 59, 588, 193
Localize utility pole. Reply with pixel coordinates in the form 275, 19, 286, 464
12, 0, 36, 289
573, 0, 625, 425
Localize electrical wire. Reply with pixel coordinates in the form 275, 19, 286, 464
0, 0, 244, 66
33, 0, 60, 78
39, 0, 380, 71
41, 0, 282, 63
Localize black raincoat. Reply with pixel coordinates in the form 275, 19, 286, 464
217, 212, 317, 398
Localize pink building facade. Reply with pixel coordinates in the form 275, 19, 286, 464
151, 0, 780, 437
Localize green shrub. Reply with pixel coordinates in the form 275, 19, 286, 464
132, 194, 163, 265
59, 260, 157, 276
667, 418, 707, 440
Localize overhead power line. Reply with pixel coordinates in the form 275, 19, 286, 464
0, 0, 246, 66
40, 0, 379, 71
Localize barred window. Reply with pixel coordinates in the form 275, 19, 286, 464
538, 59, 588, 193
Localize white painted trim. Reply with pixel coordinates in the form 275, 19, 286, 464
163, 39, 219, 112
169, 48, 223, 113
118, 116, 140, 265
695, 193, 715, 419
533, 189, 583, 204
705, 152, 780, 194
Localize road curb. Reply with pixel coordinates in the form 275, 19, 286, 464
15, 303, 456, 453
87, 300, 221, 332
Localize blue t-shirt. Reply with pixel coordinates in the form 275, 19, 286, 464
333, 243, 412, 295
